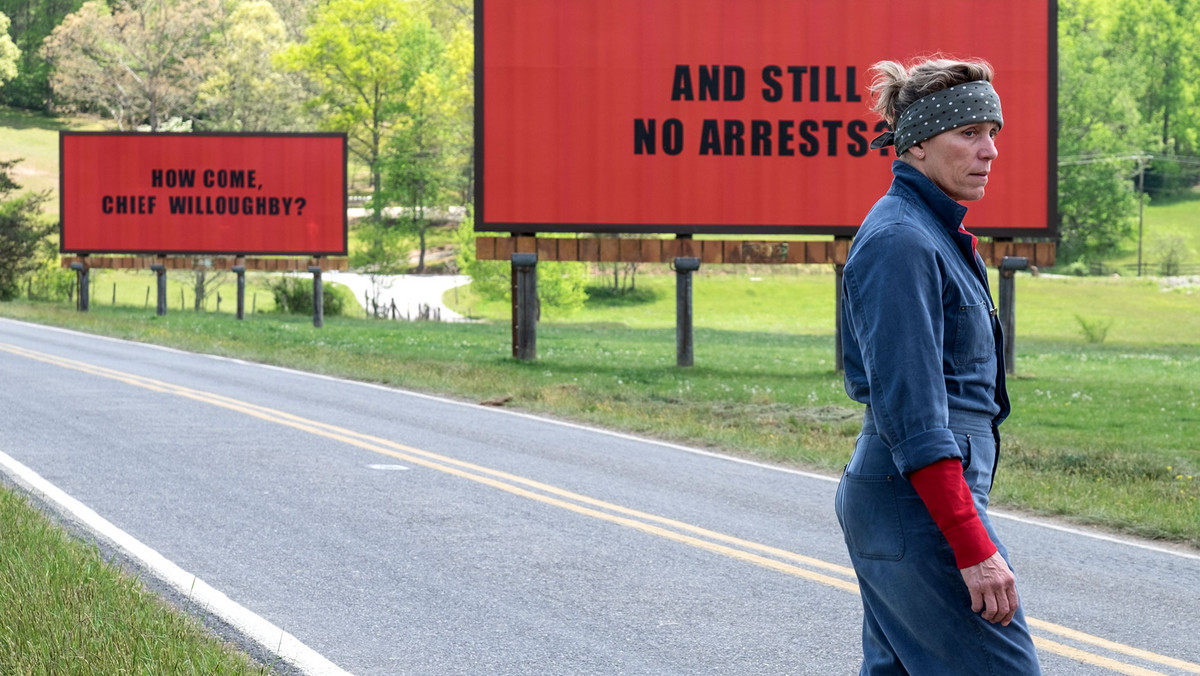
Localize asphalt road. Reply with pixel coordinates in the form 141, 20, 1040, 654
1, 317, 1198, 675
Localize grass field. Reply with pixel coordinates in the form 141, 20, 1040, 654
1108, 191, 1200, 274
3, 268, 1197, 547
0, 487, 271, 674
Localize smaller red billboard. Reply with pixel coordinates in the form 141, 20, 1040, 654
60, 133, 347, 255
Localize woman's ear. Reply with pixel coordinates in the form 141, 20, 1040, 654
908, 142, 926, 161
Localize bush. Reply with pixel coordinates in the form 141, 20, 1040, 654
268, 276, 348, 316
1074, 315, 1112, 344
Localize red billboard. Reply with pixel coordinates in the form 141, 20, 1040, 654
478, 0, 1055, 237
60, 133, 347, 255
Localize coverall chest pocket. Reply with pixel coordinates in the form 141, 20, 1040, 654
952, 301, 994, 366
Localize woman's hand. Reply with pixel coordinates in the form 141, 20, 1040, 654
960, 551, 1019, 625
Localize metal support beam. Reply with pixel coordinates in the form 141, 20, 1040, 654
150, 264, 167, 316
232, 265, 246, 320
673, 257, 701, 367
308, 266, 324, 328
998, 256, 1028, 374
834, 263, 846, 372
69, 262, 89, 312
512, 253, 538, 361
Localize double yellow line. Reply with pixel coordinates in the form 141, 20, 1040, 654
2, 341, 1197, 676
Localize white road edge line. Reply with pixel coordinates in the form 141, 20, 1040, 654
7, 317, 1200, 562
0, 449, 352, 676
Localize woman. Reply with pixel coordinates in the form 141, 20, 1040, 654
835, 57, 1042, 675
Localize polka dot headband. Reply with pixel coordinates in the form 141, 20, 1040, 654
869, 81, 1003, 157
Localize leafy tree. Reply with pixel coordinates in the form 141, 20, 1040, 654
379, 65, 452, 273
41, 0, 221, 130
0, 0, 83, 110
349, 218, 413, 314
197, 0, 305, 131
416, 0, 474, 203
280, 0, 442, 219
0, 158, 54, 300
453, 214, 588, 318
0, 11, 18, 88
1056, 0, 1151, 264
269, 0, 320, 42
1110, 0, 1199, 154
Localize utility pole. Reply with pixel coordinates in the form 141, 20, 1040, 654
1136, 156, 1146, 277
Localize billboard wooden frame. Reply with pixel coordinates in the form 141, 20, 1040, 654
60, 132, 348, 256
476, 0, 1057, 239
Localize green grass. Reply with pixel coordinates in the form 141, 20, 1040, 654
2, 270, 1197, 547
0, 487, 272, 674
1108, 190, 1200, 274
74, 269, 281, 314
0, 106, 106, 218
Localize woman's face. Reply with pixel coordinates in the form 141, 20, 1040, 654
907, 122, 1000, 202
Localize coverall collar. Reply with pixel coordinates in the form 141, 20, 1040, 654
887, 160, 969, 233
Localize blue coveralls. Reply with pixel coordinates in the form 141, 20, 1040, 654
835, 161, 1042, 675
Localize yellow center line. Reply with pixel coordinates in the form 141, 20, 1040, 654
1033, 637, 1170, 676
1029, 619, 1200, 675
3, 341, 1197, 675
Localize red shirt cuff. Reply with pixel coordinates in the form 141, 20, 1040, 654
909, 458, 997, 568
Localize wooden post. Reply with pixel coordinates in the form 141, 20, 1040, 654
512, 252, 538, 361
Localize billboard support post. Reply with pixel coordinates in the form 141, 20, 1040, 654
308, 265, 324, 328
834, 235, 853, 372
834, 263, 845, 372
673, 257, 701, 367
512, 253, 538, 361
232, 264, 246, 320
68, 262, 88, 312
150, 262, 166, 316
999, 256, 1029, 374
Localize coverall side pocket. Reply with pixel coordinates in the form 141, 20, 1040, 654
839, 474, 905, 561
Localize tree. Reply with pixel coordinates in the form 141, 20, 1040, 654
197, 0, 305, 131
1110, 0, 1199, 154
379, 67, 452, 273
417, 0, 474, 204
41, 0, 221, 130
0, 11, 18, 89
0, 0, 83, 110
349, 218, 413, 315
280, 0, 442, 219
1056, 0, 1152, 264
188, 268, 227, 311
453, 215, 588, 318
269, 0, 320, 42
0, 158, 54, 300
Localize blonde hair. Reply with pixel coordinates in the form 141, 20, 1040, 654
869, 57, 995, 127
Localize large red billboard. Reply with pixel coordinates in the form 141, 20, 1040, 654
60, 133, 347, 255
478, 0, 1055, 237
